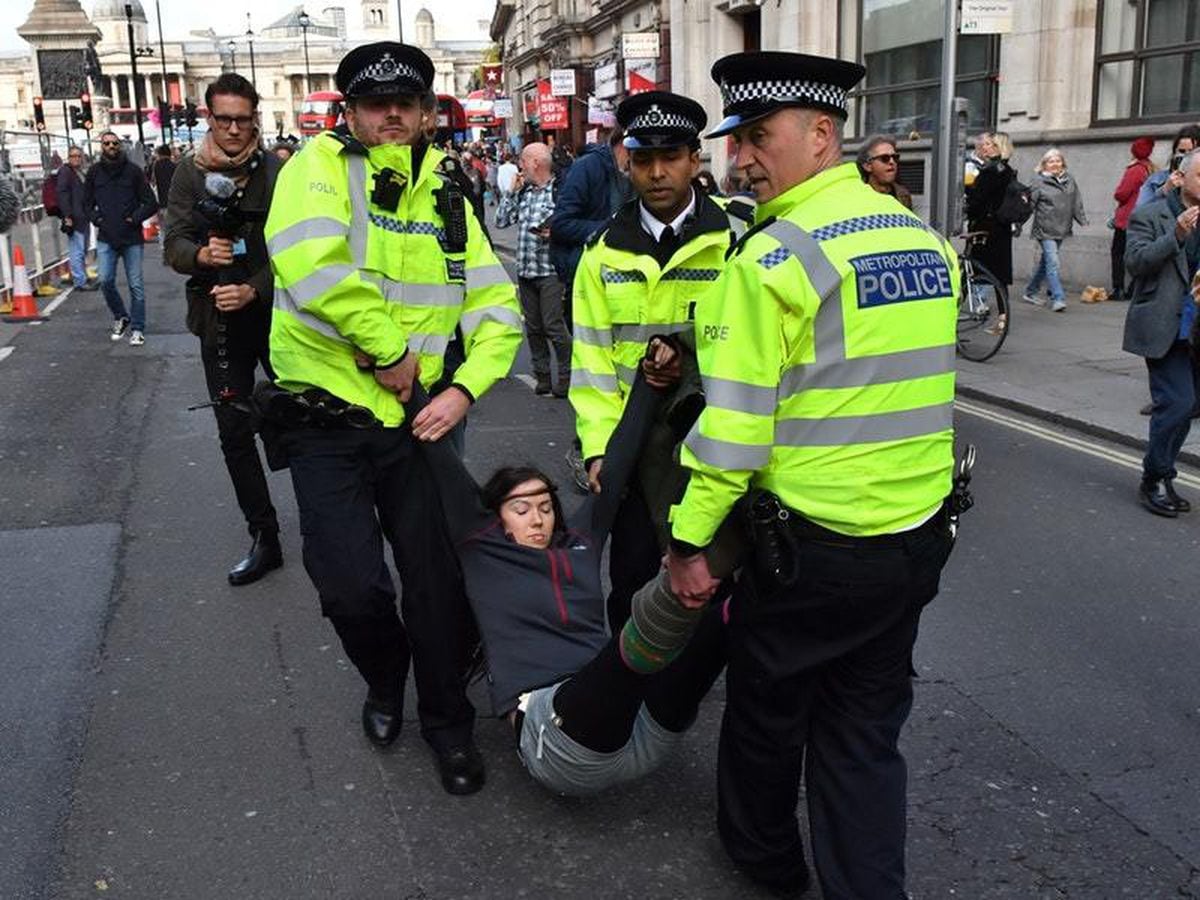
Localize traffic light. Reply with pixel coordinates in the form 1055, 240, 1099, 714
69, 105, 83, 130
33, 96, 45, 132
80, 92, 93, 130
185, 99, 198, 128
158, 99, 169, 129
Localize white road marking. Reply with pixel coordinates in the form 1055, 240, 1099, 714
955, 398, 1200, 490
514, 373, 536, 389
41, 286, 74, 316
0, 346, 12, 362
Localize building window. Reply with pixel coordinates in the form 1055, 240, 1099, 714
858, 0, 997, 138
1095, 0, 1200, 122
840, 0, 998, 140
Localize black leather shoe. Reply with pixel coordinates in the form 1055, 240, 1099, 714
1164, 479, 1191, 512
1140, 479, 1180, 517
434, 742, 485, 795
228, 531, 283, 585
534, 377, 552, 396
362, 693, 402, 747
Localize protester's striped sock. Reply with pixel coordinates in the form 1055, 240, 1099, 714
618, 570, 705, 675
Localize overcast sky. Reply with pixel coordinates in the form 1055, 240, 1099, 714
0, 0, 495, 52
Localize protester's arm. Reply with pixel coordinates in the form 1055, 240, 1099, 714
590, 372, 668, 542
1072, 183, 1088, 227
493, 186, 521, 229
1125, 205, 1183, 278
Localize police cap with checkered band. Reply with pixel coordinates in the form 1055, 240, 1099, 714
617, 91, 707, 150
336, 42, 434, 99
707, 51, 865, 138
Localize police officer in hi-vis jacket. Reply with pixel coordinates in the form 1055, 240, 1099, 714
265, 42, 520, 795
664, 52, 960, 898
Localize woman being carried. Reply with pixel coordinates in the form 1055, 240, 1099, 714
406, 339, 737, 796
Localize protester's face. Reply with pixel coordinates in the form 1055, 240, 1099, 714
1180, 156, 1200, 206
1043, 153, 1065, 175
863, 142, 899, 187
67, 148, 84, 169
976, 134, 997, 159
345, 94, 424, 147
499, 480, 555, 549
208, 93, 257, 157
731, 109, 835, 203
100, 135, 122, 160
629, 145, 699, 220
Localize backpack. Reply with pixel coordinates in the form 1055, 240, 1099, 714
42, 170, 61, 217
995, 178, 1033, 226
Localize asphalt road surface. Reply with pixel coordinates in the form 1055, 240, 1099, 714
1, 241, 1197, 899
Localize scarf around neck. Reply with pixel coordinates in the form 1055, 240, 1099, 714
193, 132, 260, 187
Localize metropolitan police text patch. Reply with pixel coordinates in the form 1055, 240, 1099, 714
849, 250, 952, 309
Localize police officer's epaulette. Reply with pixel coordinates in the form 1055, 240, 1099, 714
727, 214, 777, 260
328, 128, 368, 156
584, 224, 610, 249
724, 198, 755, 224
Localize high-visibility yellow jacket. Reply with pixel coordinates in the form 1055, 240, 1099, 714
672, 163, 959, 545
569, 192, 735, 460
266, 131, 521, 426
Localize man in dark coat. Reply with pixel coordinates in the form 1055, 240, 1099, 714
1123, 149, 1200, 517
84, 131, 157, 344
56, 146, 96, 290
164, 73, 284, 586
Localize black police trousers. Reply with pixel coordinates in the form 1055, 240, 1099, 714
283, 425, 475, 751
200, 338, 278, 537
717, 514, 954, 899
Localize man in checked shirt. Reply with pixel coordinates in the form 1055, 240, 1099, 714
495, 142, 572, 397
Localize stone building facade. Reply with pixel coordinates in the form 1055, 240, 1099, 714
3, 1, 491, 144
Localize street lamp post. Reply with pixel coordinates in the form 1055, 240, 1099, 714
298, 10, 312, 95
246, 14, 257, 89
228, 39, 237, 72
155, 0, 171, 143
125, 3, 146, 147
396, 0, 403, 42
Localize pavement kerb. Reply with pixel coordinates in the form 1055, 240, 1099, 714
955, 382, 1200, 470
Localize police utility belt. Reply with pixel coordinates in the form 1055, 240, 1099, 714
744, 444, 975, 589
252, 381, 381, 431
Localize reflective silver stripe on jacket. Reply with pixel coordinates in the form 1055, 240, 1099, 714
684, 429, 773, 470
570, 368, 619, 392
347, 156, 369, 267
615, 363, 637, 386
612, 322, 692, 344
281, 263, 357, 306
762, 218, 955, 396
573, 324, 613, 346
372, 276, 465, 307
461, 304, 524, 335
702, 375, 778, 416
267, 216, 346, 256
465, 263, 511, 291
775, 402, 955, 447
274, 287, 351, 345
407, 331, 452, 355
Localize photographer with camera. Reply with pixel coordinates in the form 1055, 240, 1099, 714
164, 73, 284, 587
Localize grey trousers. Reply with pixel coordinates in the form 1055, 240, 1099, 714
518, 275, 571, 382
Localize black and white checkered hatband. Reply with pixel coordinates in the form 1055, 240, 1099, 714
719, 78, 848, 116
627, 104, 699, 135
345, 52, 425, 95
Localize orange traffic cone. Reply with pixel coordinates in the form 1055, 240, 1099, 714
4, 245, 47, 322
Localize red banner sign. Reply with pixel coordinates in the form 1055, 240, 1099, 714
537, 79, 569, 131
481, 64, 503, 95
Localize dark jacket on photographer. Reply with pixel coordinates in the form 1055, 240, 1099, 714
164, 140, 280, 346
55, 163, 89, 232
84, 149, 157, 248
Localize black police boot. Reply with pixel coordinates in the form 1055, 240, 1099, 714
228, 530, 283, 586
1164, 479, 1191, 513
362, 691, 403, 748
433, 741, 485, 795
1139, 479, 1180, 518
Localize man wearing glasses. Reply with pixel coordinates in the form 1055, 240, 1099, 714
856, 136, 912, 210
84, 131, 157, 344
164, 73, 285, 586
56, 146, 97, 290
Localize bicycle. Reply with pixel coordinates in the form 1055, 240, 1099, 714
954, 231, 1010, 362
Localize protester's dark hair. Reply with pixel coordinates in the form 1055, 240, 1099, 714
156, 144, 172, 158
694, 169, 718, 194
1172, 124, 1200, 156
856, 134, 897, 181
481, 466, 566, 536
205, 73, 259, 111
608, 126, 625, 148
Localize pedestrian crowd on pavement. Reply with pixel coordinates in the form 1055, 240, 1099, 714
13, 33, 1200, 899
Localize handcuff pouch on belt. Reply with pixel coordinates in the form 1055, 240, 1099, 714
946, 443, 976, 542
743, 489, 801, 590
250, 381, 382, 470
